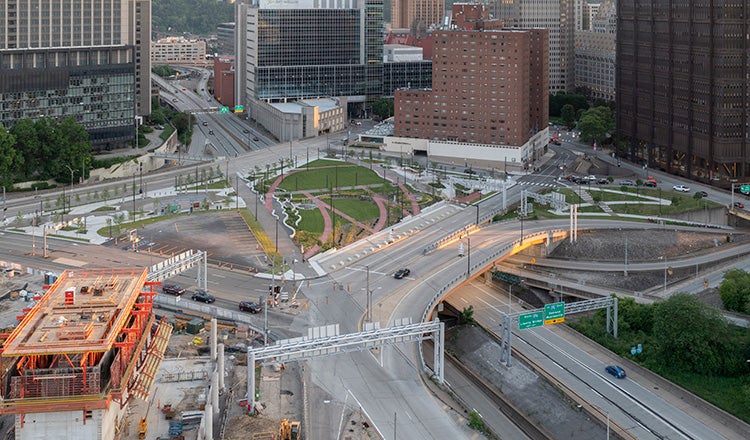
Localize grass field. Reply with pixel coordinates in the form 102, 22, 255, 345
276, 163, 385, 192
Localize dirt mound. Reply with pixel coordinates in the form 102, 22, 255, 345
549, 230, 745, 262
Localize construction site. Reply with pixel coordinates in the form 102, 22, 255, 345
0, 268, 172, 439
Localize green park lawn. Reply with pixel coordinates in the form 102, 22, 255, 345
276, 162, 386, 192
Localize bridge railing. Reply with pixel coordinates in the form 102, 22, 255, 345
418, 229, 566, 374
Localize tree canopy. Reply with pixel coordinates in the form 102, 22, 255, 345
152, 0, 234, 36
719, 269, 750, 313
8, 117, 92, 186
577, 106, 615, 144
549, 92, 588, 117
0, 127, 21, 188
652, 294, 742, 376
372, 98, 394, 120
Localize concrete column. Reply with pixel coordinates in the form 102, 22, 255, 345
218, 343, 225, 390
205, 401, 213, 440
248, 351, 256, 413
211, 370, 219, 415
210, 317, 217, 361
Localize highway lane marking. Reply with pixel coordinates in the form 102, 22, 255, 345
526, 330, 699, 440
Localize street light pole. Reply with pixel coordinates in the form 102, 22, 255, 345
466, 236, 471, 278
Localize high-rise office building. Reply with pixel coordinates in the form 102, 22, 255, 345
616, 0, 750, 184
391, 0, 445, 30
236, 0, 383, 117
493, 0, 575, 93
394, 4, 549, 160
0, 0, 150, 148
574, 0, 615, 101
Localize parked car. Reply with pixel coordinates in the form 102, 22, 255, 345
673, 184, 691, 192
605, 365, 627, 379
734, 201, 745, 209
191, 290, 215, 303
394, 268, 411, 279
239, 301, 262, 313
162, 284, 186, 296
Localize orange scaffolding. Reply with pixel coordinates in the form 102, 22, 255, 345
0, 268, 168, 417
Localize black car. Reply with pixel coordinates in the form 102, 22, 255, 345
162, 284, 186, 296
394, 268, 411, 279
191, 290, 215, 303
239, 301, 262, 313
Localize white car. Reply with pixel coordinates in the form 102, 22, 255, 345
673, 184, 691, 192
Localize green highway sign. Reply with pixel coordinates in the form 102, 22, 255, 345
219, 106, 230, 114
741, 184, 750, 194
544, 302, 565, 325
234, 105, 244, 113
519, 312, 544, 330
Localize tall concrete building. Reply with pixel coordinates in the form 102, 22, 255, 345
235, 0, 383, 118
616, 0, 750, 185
493, 0, 575, 93
574, 0, 615, 101
0, 0, 151, 148
393, 4, 549, 166
391, 0, 445, 30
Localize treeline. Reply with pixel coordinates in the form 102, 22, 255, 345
0, 117, 91, 188
153, 0, 234, 36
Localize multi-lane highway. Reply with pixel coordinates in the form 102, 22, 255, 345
3, 83, 749, 438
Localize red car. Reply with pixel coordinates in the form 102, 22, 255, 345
734, 201, 745, 209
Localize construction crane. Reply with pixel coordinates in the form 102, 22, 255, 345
279, 419, 301, 440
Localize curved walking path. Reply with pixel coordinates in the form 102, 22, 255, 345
264, 166, 421, 259
299, 191, 333, 258
396, 181, 421, 216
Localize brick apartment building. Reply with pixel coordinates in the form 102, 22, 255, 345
394, 4, 549, 154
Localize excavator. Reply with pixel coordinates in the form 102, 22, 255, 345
279, 418, 301, 440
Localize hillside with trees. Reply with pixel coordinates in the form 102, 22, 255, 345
153, 0, 234, 36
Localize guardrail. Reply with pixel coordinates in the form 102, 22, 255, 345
153, 294, 264, 335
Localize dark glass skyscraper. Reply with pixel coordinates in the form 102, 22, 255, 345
616, 0, 749, 185
239, 0, 383, 112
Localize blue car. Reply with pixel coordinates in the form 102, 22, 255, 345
605, 365, 626, 379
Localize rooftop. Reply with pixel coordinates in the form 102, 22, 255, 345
2, 268, 152, 357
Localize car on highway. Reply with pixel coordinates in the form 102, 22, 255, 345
698, 191, 708, 198
672, 184, 691, 192
253, 136, 259, 141
619, 180, 635, 186
162, 284, 186, 296
239, 301, 262, 313
643, 180, 657, 187
394, 268, 411, 279
597, 178, 609, 185
243, 129, 250, 133
734, 201, 745, 209
191, 290, 215, 303
605, 365, 626, 379
208, 130, 214, 135
202, 121, 208, 126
